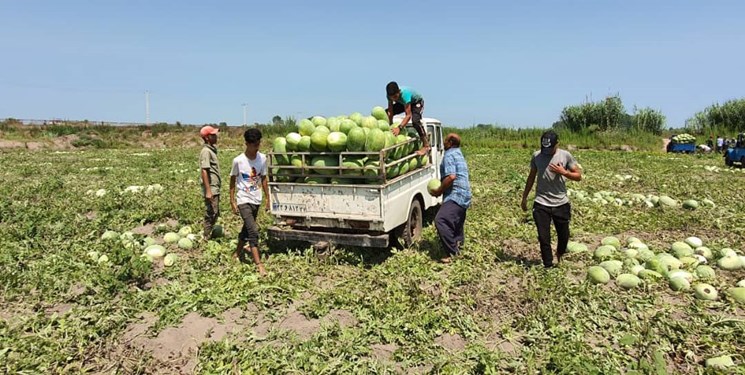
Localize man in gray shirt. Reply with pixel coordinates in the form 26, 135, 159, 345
200, 125, 221, 240
521, 130, 582, 268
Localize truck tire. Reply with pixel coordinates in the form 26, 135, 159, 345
741, 156, 745, 168
398, 199, 423, 248
725, 155, 733, 166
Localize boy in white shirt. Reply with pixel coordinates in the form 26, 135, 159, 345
230, 128, 270, 275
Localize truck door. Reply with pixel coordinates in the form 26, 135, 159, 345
426, 123, 444, 181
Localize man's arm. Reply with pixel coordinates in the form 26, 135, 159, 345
387, 98, 394, 124
432, 174, 455, 197
399, 104, 412, 131
549, 164, 582, 182
201, 169, 212, 199
563, 165, 582, 182
230, 175, 238, 214
521, 166, 538, 211
262, 175, 270, 210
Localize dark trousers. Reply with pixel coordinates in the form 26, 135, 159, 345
391, 100, 426, 142
435, 200, 467, 256
238, 203, 260, 248
203, 195, 220, 238
533, 202, 571, 267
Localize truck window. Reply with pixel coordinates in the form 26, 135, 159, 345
427, 124, 442, 149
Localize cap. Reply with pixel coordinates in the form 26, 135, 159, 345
200, 126, 219, 138
540, 131, 558, 155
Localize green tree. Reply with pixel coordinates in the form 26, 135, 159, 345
272, 115, 283, 126
632, 106, 665, 135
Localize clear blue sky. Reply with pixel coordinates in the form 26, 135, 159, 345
1, 0, 744, 128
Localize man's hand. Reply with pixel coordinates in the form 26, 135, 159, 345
549, 163, 567, 176
231, 201, 238, 215
265, 201, 270, 211
521, 198, 528, 212
392, 126, 401, 136
431, 187, 442, 197
205, 190, 213, 200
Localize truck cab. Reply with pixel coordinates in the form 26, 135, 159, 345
267, 116, 445, 248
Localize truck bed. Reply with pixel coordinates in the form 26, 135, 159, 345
270, 164, 436, 233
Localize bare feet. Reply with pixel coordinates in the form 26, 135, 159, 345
258, 264, 267, 276
440, 257, 452, 264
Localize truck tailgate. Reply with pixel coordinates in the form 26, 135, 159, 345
271, 184, 383, 221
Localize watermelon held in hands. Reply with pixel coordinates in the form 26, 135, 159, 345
427, 179, 441, 195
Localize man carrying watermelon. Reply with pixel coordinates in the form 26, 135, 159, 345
429, 133, 471, 263
386, 81, 431, 156
520, 130, 582, 268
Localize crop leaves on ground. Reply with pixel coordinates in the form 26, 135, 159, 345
0, 147, 743, 374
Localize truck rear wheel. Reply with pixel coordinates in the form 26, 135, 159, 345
725, 155, 733, 166
396, 199, 423, 248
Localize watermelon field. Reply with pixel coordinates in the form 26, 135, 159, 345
1, 141, 745, 374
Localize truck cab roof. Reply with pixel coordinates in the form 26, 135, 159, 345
393, 114, 441, 125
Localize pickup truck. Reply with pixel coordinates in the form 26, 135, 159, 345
724, 133, 745, 166
667, 142, 696, 153
267, 117, 444, 248
666, 134, 696, 153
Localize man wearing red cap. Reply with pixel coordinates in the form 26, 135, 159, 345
199, 126, 221, 240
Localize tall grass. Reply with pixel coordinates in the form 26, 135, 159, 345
1, 119, 666, 151
448, 126, 663, 151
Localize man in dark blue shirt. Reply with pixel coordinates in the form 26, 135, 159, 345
430, 133, 471, 263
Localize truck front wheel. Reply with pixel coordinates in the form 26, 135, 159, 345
396, 199, 423, 248
725, 155, 733, 166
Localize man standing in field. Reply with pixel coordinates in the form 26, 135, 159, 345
430, 133, 471, 263
230, 128, 270, 276
386, 81, 431, 156
521, 130, 582, 268
199, 125, 221, 240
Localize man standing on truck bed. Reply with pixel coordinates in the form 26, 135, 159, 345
521, 130, 582, 268
230, 128, 270, 276
386, 81, 431, 156
430, 133, 471, 264
199, 125, 221, 240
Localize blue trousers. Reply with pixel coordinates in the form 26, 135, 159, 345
435, 200, 467, 256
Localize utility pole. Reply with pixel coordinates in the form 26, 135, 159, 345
145, 90, 150, 126
242, 103, 248, 126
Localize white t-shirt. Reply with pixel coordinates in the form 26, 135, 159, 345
230, 152, 268, 205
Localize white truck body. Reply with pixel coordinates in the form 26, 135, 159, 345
268, 117, 445, 248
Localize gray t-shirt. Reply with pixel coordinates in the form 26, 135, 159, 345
530, 149, 577, 207
200, 144, 221, 196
